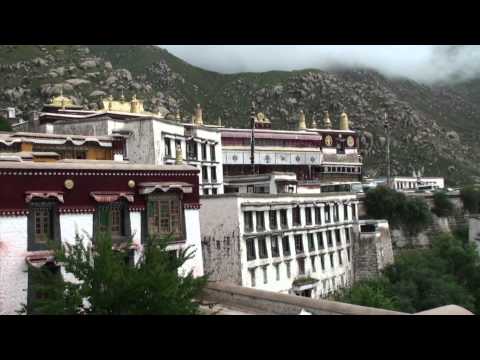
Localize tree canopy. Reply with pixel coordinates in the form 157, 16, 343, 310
21, 233, 207, 315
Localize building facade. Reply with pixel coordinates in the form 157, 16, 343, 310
200, 192, 360, 299
0, 158, 203, 315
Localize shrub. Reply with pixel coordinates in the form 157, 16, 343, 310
460, 186, 480, 213
432, 191, 455, 217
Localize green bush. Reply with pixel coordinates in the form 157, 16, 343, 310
0, 117, 12, 132
460, 186, 480, 213
365, 186, 432, 235
432, 191, 455, 217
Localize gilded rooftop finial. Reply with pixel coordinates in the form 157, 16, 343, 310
194, 103, 203, 125
323, 111, 332, 129
298, 110, 307, 130
339, 111, 349, 130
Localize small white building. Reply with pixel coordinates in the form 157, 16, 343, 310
375, 176, 445, 192
200, 191, 360, 299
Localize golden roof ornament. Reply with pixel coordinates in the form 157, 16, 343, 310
323, 111, 332, 129
50, 87, 74, 109
339, 111, 349, 130
194, 103, 203, 125
176, 110, 181, 121
311, 115, 317, 129
130, 94, 139, 113
175, 144, 183, 165
298, 110, 307, 130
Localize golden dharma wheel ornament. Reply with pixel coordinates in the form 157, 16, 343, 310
64, 179, 74, 190
128, 180, 136, 188
347, 136, 355, 147
325, 135, 333, 146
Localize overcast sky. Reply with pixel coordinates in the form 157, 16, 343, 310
159, 45, 480, 84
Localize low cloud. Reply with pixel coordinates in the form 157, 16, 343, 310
159, 45, 480, 84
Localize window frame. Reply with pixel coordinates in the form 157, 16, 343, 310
271, 235, 280, 258
246, 238, 256, 261
28, 200, 61, 251
282, 236, 291, 256
294, 234, 304, 255
269, 210, 278, 230
292, 206, 301, 227
258, 236, 268, 259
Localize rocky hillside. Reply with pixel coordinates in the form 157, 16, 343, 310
1, 44, 480, 185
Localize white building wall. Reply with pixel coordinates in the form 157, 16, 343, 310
174, 209, 203, 277
0, 216, 28, 315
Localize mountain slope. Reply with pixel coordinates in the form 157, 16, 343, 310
1, 44, 479, 185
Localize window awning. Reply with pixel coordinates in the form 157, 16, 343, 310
90, 191, 135, 203
25, 191, 64, 204
25, 251, 58, 268
138, 182, 193, 194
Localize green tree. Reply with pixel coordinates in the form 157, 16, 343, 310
21, 232, 207, 315
432, 191, 455, 217
401, 197, 432, 236
0, 117, 12, 132
460, 186, 480, 213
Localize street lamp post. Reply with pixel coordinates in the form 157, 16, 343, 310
384, 112, 391, 188
250, 102, 256, 175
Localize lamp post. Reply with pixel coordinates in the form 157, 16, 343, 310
250, 102, 256, 175
383, 112, 391, 188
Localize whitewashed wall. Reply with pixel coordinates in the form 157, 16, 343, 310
0, 216, 28, 315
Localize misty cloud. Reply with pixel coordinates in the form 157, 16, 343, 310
159, 45, 480, 84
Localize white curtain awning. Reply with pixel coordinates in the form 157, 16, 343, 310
25, 251, 57, 268
90, 191, 135, 203
25, 191, 64, 204
138, 182, 193, 195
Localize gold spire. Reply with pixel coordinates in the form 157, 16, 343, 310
194, 103, 203, 125
339, 112, 349, 130
49, 87, 74, 109
311, 115, 317, 129
323, 111, 332, 129
298, 110, 307, 130
175, 144, 183, 165
130, 94, 139, 113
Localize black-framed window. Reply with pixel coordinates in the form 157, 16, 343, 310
28, 201, 61, 251
347, 247, 351, 262
280, 209, 288, 228
311, 256, 316, 273
271, 235, 280, 257
244, 211, 253, 233
250, 268, 256, 287
95, 201, 131, 243
335, 229, 341, 246
305, 207, 312, 225
256, 211, 265, 232
187, 140, 197, 160
201, 143, 207, 160
333, 204, 339, 222
269, 210, 277, 230
294, 235, 304, 254
352, 204, 357, 220
286, 261, 291, 278
308, 233, 315, 252
165, 137, 172, 158
324, 204, 331, 223
211, 167, 217, 182
320, 254, 325, 271
317, 232, 324, 250
297, 258, 305, 275
145, 193, 183, 242
258, 237, 268, 259
275, 263, 280, 281
210, 145, 216, 161
329, 252, 335, 269
326, 230, 333, 248
315, 207, 321, 224
282, 236, 291, 256
344, 204, 349, 221
202, 166, 209, 182
262, 266, 268, 284
292, 206, 301, 227
338, 250, 343, 266
212, 188, 217, 195
345, 228, 351, 243
246, 238, 256, 261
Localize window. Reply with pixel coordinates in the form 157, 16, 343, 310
333, 204, 339, 222
292, 206, 301, 226
335, 229, 342, 246
297, 258, 305, 275
305, 207, 312, 225
247, 185, 254, 193
204, 188, 210, 195
315, 207, 321, 224
187, 140, 197, 160
210, 145, 216, 161
344, 204, 349, 221
244, 211, 253, 233
269, 210, 277, 230
262, 266, 268, 284
280, 209, 288, 228
329, 253, 335, 269
347, 247, 351, 262
286, 261, 291, 278
271, 236, 280, 257
246, 238, 256, 261
256, 211, 265, 232
326, 230, 333, 248
211, 167, 217, 182
147, 194, 183, 241
275, 263, 280, 281
352, 204, 357, 220
201, 143, 207, 160
320, 254, 325, 271
317, 232, 324, 250
308, 233, 315, 252
250, 268, 256, 287
165, 138, 172, 158
294, 235, 304, 254
282, 236, 291, 256
212, 188, 217, 195
324, 204, 331, 223
345, 228, 351, 243
216, 241, 221, 250
332, 277, 336, 290
338, 250, 343, 266
28, 201, 60, 251
202, 166, 209, 182
311, 256, 316, 272
258, 237, 268, 259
